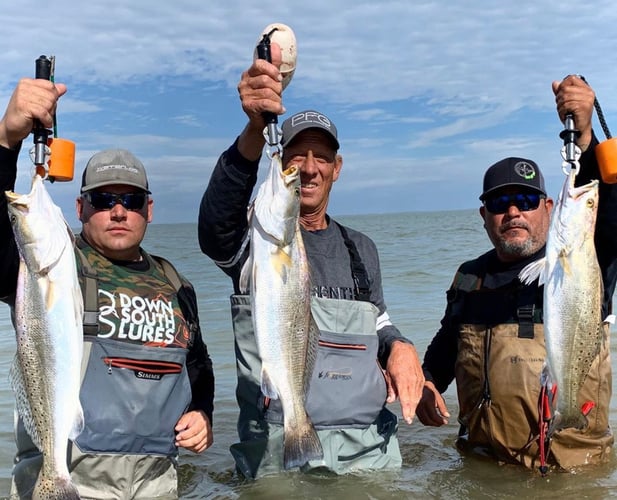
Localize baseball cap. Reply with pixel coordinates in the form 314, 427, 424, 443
80, 149, 151, 193
479, 157, 546, 201
281, 110, 340, 149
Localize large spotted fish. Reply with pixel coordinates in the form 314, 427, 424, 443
240, 152, 323, 469
520, 172, 603, 430
6, 174, 84, 499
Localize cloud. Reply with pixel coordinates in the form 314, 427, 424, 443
2, 0, 616, 223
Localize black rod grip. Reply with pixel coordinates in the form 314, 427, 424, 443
33, 55, 51, 166
256, 35, 277, 127
35, 55, 51, 81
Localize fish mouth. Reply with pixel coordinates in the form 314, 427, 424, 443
5, 190, 26, 205
5, 190, 19, 202
282, 165, 299, 176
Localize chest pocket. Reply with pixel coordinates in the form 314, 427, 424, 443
75, 337, 191, 456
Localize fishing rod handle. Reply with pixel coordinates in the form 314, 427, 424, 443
256, 31, 279, 144
32, 55, 52, 166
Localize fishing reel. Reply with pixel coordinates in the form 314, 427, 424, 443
29, 55, 75, 182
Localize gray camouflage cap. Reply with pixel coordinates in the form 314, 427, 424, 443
80, 149, 151, 193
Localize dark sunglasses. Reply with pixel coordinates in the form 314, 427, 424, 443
84, 191, 147, 211
484, 193, 545, 214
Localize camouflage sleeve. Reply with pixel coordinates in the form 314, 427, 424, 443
0, 144, 20, 301
578, 132, 617, 316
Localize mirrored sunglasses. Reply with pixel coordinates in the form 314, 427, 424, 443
84, 191, 147, 211
484, 193, 544, 214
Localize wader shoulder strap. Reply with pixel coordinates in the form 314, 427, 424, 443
335, 222, 371, 302
453, 254, 538, 338
151, 254, 183, 291
516, 283, 539, 339
447, 256, 487, 318
74, 237, 100, 336
150, 253, 199, 346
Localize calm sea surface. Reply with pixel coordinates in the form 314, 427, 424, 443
2, 210, 617, 499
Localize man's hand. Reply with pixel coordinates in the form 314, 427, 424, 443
175, 410, 213, 454
384, 340, 425, 424
0, 78, 67, 150
416, 380, 450, 426
552, 75, 595, 151
236, 42, 285, 161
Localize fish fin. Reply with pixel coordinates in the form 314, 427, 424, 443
283, 414, 324, 469
239, 255, 252, 294
260, 367, 279, 400
69, 402, 85, 440
44, 279, 58, 311
558, 250, 571, 275
303, 315, 321, 396
271, 247, 292, 279
34, 227, 69, 276
540, 361, 554, 388
9, 355, 43, 450
518, 257, 547, 285
547, 411, 563, 435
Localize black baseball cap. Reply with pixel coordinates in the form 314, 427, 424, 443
479, 157, 546, 201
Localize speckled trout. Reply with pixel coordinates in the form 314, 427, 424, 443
6, 174, 84, 499
520, 172, 603, 430
240, 153, 323, 469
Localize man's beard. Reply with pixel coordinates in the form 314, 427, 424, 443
495, 237, 537, 259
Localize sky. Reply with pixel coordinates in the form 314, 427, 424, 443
3, 1, 617, 225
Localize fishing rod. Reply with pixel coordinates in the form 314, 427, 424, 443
32, 55, 52, 173
256, 27, 281, 148
254, 23, 297, 154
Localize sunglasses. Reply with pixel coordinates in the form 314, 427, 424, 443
84, 191, 147, 211
484, 193, 545, 214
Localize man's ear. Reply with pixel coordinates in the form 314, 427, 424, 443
332, 154, 343, 182
76, 196, 84, 222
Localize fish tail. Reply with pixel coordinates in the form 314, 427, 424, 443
549, 408, 589, 434
33, 473, 81, 500
555, 410, 588, 432
283, 415, 324, 469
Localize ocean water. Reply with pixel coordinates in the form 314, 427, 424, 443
1, 210, 617, 499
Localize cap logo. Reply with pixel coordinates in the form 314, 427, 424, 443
514, 161, 536, 180
95, 164, 139, 175
291, 111, 333, 131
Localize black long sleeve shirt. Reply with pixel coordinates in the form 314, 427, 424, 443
423, 134, 617, 393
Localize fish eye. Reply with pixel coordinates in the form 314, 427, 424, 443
587, 199, 595, 208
